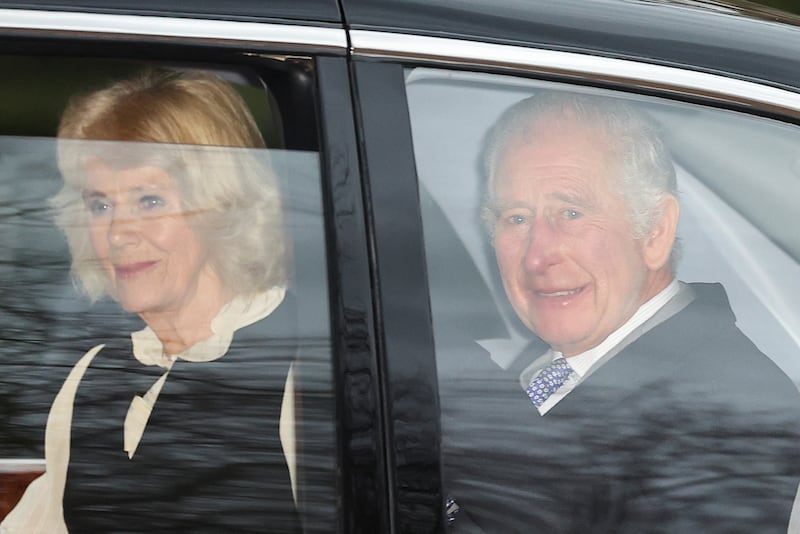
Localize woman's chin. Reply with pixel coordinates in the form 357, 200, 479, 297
114, 297, 155, 316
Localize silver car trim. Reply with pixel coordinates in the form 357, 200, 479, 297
0, 8, 347, 50
351, 30, 800, 116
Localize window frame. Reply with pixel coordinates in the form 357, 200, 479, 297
350, 28, 800, 534
0, 11, 390, 534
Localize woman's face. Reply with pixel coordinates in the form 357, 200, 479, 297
82, 159, 215, 316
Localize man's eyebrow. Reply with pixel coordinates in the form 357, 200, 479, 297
550, 190, 594, 209
487, 200, 531, 213
490, 191, 594, 211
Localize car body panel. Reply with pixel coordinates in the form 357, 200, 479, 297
341, 0, 800, 90
352, 60, 444, 531
315, 56, 391, 534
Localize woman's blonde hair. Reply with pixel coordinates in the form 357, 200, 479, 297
52, 69, 287, 301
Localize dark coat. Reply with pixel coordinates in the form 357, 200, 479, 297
62, 298, 300, 533
441, 283, 800, 533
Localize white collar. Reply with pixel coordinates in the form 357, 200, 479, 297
130, 286, 286, 368
547, 279, 681, 377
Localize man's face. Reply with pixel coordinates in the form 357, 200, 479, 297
492, 115, 662, 356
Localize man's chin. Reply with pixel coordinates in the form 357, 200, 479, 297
534, 325, 594, 356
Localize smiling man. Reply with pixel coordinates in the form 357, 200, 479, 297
442, 91, 800, 532
484, 91, 680, 415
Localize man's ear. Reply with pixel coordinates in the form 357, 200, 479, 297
644, 194, 680, 271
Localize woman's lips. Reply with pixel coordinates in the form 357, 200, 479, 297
114, 261, 157, 279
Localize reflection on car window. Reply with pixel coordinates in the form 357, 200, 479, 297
0, 61, 335, 533
406, 67, 800, 532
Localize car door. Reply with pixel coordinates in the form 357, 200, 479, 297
0, 3, 394, 533
342, 0, 800, 532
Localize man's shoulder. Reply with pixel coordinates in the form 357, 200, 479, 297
667, 283, 792, 378
624, 281, 763, 371
600, 281, 800, 411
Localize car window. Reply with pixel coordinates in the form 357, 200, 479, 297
405, 66, 800, 531
0, 56, 336, 532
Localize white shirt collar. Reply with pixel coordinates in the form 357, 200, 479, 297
547, 279, 681, 378
524, 279, 681, 416
130, 286, 286, 368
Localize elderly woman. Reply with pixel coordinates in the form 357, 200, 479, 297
2, 70, 300, 533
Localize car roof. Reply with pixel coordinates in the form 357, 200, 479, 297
0, 0, 342, 25
5, 0, 800, 91
341, 0, 800, 91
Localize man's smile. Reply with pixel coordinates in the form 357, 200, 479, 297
535, 286, 585, 298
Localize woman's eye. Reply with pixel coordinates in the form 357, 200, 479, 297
87, 199, 111, 216
562, 209, 582, 220
139, 195, 165, 210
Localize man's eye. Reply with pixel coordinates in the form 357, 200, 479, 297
139, 195, 165, 210
507, 214, 527, 225
562, 209, 582, 220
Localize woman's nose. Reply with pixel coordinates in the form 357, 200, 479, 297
108, 212, 140, 247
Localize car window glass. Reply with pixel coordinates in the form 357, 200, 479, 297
405, 66, 800, 531
407, 67, 800, 375
0, 57, 336, 532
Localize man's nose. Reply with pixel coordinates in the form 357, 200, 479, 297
523, 217, 562, 272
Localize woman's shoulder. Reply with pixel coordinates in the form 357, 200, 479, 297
233, 288, 298, 343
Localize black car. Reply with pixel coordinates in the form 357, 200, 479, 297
1, 0, 800, 532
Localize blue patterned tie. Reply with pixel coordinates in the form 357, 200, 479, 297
527, 357, 575, 408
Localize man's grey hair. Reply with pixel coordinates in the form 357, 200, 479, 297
482, 90, 680, 264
